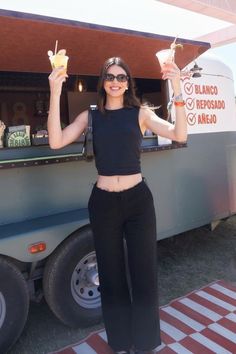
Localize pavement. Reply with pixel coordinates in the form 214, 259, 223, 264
8, 215, 236, 354
49, 280, 236, 354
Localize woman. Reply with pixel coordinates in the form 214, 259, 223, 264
47, 56, 187, 354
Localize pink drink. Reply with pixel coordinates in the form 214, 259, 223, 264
156, 49, 174, 69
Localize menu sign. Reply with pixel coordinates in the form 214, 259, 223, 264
170, 69, 236, 135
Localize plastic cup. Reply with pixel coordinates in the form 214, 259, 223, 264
155, 49, 174, 69
49, 54, 69, 73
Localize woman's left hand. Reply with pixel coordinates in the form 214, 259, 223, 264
161, 61, 181, 90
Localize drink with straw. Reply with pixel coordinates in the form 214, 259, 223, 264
48, 40, 69, 74
155, 36, 183, 73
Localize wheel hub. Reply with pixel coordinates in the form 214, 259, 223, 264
71, 252, 101, 309
86, 262, 100, 286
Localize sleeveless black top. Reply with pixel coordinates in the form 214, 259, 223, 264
91, 107, 143, 176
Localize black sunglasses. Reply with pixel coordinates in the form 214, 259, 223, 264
104, 73, 129, 82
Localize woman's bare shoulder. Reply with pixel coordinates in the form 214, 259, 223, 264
73, 109, 89, 124
139, 106, 155, 120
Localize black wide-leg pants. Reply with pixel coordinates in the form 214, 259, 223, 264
88, 179, 161, 351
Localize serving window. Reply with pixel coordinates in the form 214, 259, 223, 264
0, 71, 186, 169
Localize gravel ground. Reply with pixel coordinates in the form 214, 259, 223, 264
8, 215, 236, 354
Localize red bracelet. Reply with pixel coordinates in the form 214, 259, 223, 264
174, 100, 185, 107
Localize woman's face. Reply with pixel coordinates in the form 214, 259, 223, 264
103, 64, 128, 97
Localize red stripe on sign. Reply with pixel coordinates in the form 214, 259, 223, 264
160, 309, 195, 335
218, 280, 236, 292
188, 293, 228, 316
160, 331, 176, 345
204, 286, 236, 307
171, 301, 212, 326
201, 327, 236, 353
180, 336, 215, 354
86, 333, 114, 354
218, 317, 236, 332
158, 347, 177, 354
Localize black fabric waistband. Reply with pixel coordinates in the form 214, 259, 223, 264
93, 177, 147, 196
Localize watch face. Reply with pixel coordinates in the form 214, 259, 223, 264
7, 131, 31, 147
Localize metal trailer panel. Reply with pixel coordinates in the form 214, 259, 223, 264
0, 209, 89, 262
0, 158, 96, 225
144, 132, 235, 239
0, 131, 235, 262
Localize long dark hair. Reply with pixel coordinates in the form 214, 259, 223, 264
97, 57, 141, 113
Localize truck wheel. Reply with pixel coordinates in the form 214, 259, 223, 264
0, 256, 29, 353
43, 226, 102, 328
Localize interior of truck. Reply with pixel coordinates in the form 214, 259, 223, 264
0, 10, 209, 167
0, 71, 165, 133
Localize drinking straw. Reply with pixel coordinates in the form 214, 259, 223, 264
54, 40, 58, 55
171, 35, 178, 47
169, 35, 178, 62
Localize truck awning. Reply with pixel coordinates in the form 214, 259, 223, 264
0, 9, 210, 79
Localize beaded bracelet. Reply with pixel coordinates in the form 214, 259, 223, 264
167, 93, 185, 119
174, 93, 183, 102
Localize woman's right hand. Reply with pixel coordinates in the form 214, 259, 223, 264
48, 67, 68, 96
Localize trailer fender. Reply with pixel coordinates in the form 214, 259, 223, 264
0, 208, 89, 262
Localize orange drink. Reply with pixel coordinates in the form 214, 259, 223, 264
48, 46, 69, 74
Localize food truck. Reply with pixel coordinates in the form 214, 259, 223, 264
0, 9, 236, 352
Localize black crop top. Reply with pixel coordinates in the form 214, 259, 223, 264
91, 107, 143, 176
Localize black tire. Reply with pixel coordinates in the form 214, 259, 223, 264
0, 256, 29, 353
43, 226, 102, 328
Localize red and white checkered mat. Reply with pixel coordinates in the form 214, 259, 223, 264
50, 280, 236, 354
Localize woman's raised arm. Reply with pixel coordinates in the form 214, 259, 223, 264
47, 67, 88, 149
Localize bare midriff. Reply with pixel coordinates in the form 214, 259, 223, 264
96, 173, 142, 192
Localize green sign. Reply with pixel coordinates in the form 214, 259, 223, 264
7, 131, 31, 147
